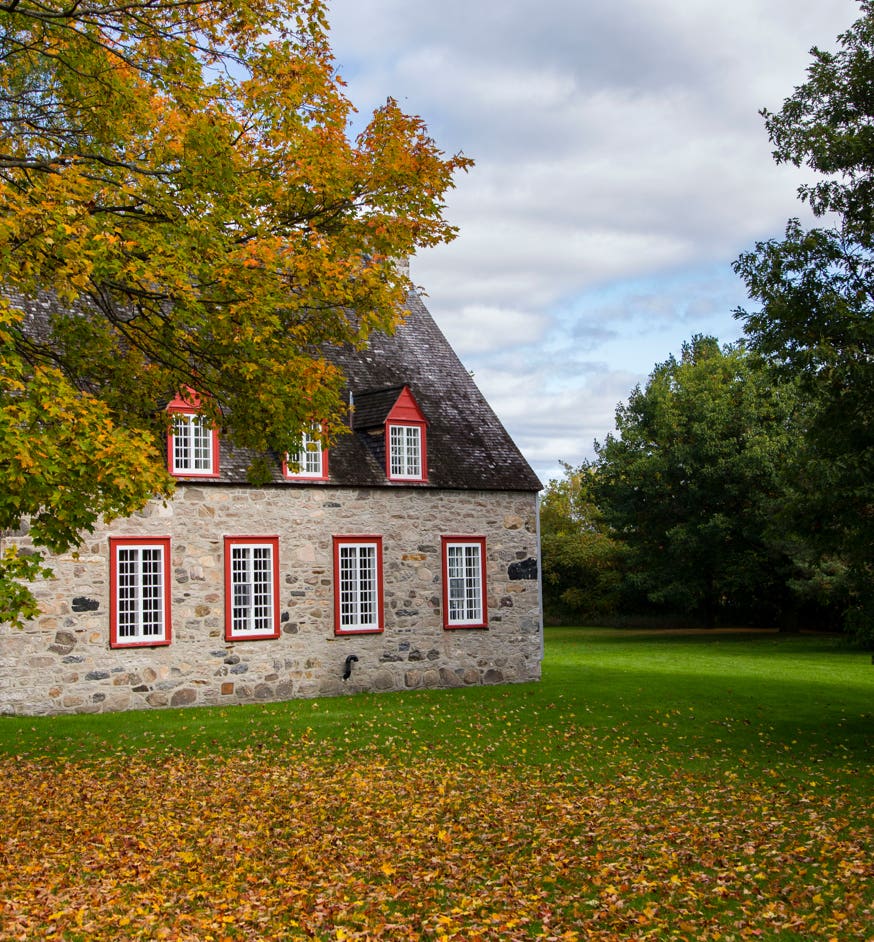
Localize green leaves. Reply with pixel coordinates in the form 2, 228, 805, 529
540, 464, 624, 619
734, 4, 874, 644
591, 338, 804, 624
0, 0, 471, 623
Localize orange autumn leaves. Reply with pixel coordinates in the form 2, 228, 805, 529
0, 0, 471, 623
0, 750, 870, 940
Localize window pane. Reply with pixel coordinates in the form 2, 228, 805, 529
140, 548, 163, 635
192, 417, 211, 471
252, 546, 272, 630
446, 543, 482, 624
173, 414, 212, 473
231, 546, 251, 632
405, 427, 420, 476
390, 426, 404, 477
358, 546, 375, 623
339, 546, 358, 626
116, 545, 164, 640
389, 425, 421, 478
463, 546, 482, 621
173, 416, 190, 470
230, 544, 274, 635
339, 543, 378, 629
117, 548, 138, 638
299, 431, 323, 476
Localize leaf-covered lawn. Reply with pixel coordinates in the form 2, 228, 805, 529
1, 629, 872, 939
0, 749, 870, 940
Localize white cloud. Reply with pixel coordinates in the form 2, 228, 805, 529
328, 0, 859, 480
427, 304, 551, 356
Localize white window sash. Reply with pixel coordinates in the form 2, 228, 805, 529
446, 543, 483, 625
230, 544, 275, 635
173, 413, 213, 473
116, 546, 166, 641
339, 543, 379, 630
389, 425, 422, 479
289, 429, 323, 477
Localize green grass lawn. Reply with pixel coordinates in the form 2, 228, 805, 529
2, 627, 871, 785
0, 628, 871, 940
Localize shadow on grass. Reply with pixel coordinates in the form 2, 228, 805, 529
1, 628, 871, 787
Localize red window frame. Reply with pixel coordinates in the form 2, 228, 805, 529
333, 536, 385, 635
109, 536, 172, 648
282, 427, 329, 481
441, 536, 488, 630
386, 422, 428, 482
384, 386, 428, 483
223, 536, 281, 641
166, 391, 220, 478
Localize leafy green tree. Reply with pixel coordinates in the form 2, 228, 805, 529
0, 0, 470, 623
593, 337, 803, 626
733, 3, 874, 643
540, 463, 623, 620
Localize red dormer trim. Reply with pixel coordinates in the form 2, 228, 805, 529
388, 386, 426, 425
166, 388, 220, 479
385, 386, 428, 483
166, 387, 205, 412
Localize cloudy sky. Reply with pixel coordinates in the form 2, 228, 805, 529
328, 0, 858, 484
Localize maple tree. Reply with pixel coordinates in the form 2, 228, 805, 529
0, 0, 471, 623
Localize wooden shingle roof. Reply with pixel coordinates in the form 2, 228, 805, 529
351, 386, 409, 430
323, 291, 540, 491
8, 288, 541, 492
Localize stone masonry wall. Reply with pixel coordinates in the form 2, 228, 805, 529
0, 486, 542, 715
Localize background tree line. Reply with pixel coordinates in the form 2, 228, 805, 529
543, 2, 874, 646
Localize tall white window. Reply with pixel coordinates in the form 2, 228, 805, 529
225, 538, 279, 640
389, 424, 422, 479
442, 537, 487, 628
334, 537, 383, 633
110, 538, 171, 646
172, 413, 215, 474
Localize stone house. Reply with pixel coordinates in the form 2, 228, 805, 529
0, 291, 543, 715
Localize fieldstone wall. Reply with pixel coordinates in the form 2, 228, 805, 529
0, 485, 542, 715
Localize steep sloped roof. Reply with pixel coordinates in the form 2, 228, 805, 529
7, 287, 541, 492
351, 386, 408, 430
323, 291, 541, 491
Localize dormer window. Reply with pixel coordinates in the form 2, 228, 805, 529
389, 424, 422, 479
283, 426, 328, 481
166, 390, 219, 478
352, 384, 428, 484
172, 413, 214, 473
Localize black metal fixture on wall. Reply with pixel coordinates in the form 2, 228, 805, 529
342, 654, 359, 680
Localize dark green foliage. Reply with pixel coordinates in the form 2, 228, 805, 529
734, 3, 874, 645
592, 337, 805, 626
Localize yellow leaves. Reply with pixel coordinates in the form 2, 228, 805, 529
1, 749, 868, 941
